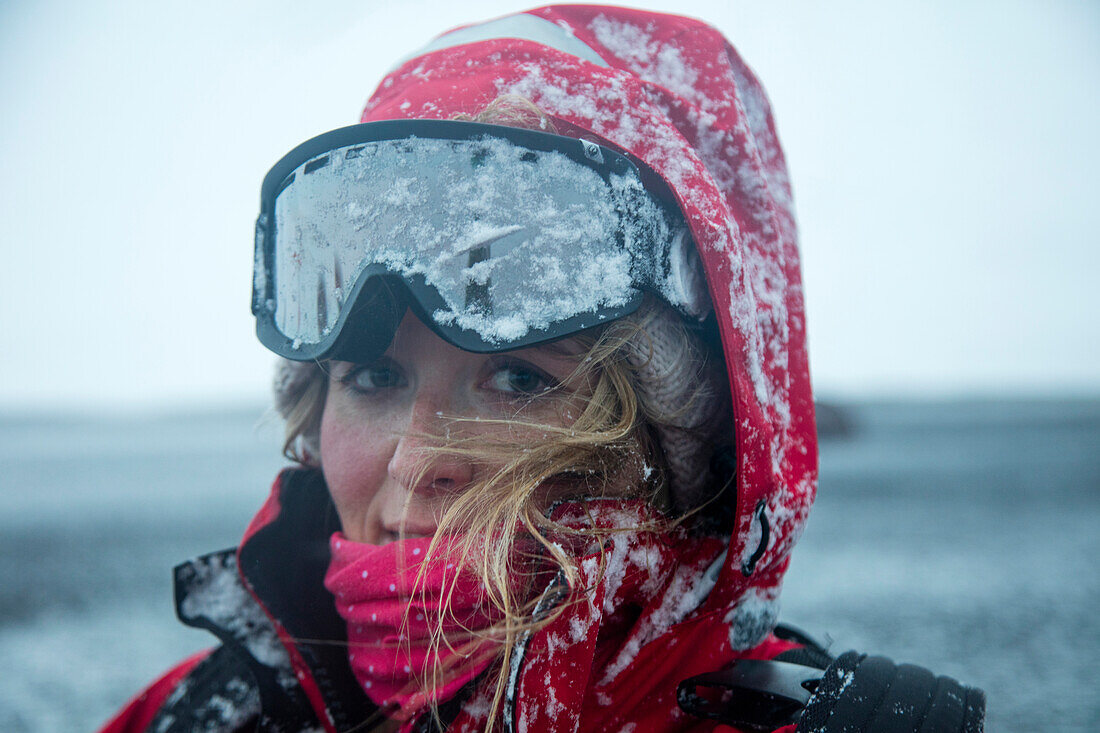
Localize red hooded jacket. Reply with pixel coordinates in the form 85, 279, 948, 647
100, 6, 822, 733
359, 0, 817, 647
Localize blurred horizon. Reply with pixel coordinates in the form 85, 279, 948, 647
3, 391, 1100, 421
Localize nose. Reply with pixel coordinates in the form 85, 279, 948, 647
387, 396, 474, 499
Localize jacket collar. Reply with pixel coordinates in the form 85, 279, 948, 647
175, 469, 773, 732
174, 468, 375, 733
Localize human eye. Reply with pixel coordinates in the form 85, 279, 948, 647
339, 359, 406, 394
485, 359, 556, 397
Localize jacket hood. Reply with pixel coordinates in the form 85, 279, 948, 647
361, 4, 816, 629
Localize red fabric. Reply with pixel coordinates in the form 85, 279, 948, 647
357, 6, 818, 728
322, 500, 803, 732
325, 533, 500, 721
435, 502, 797, 732
96, 650, 208, 733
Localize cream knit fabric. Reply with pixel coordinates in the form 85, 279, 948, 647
621, 305, 728, 513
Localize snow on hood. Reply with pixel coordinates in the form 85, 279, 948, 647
360, 4, 816, 633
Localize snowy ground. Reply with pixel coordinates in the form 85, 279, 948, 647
1, 399, 1097, 731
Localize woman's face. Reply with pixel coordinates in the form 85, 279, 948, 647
320, 311, 589, 545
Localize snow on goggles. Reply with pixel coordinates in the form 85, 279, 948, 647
252, 119, 704, 363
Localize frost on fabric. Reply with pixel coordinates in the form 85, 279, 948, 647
544, 678, 566, 719
583, 12, 799, 453
766, 480, 813, 563
723, 586, 779, 651
498, 62, 705, 204
461, 684, 493, 722
588, 15, 701, 113
496, 51, 796, 442
152, 675, 260, 733
798, 668, 856, 733
177, 553, 297, 690
273, 135, 679, 345
204, 692, 255, 730
836, 667, 855, 696
545, 504, 727, 686
568, 615, 591, 644
726, 58, 792, 212
586, 14, 741, 196
598, 543, 725, 686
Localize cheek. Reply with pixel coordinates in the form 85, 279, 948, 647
319, 399, 392, 523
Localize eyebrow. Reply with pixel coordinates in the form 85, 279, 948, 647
529, 336, 589, 360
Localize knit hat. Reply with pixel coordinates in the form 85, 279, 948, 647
622, 303, 729, 513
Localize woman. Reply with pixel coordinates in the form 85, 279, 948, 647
101, 6, 984, 733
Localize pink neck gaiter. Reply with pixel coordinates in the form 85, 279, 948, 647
324, 533, 501, 721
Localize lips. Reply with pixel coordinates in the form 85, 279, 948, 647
381, 522, 437, 544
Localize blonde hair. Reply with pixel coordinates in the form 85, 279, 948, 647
277, 97, 726, 731
451, 93, 560, 133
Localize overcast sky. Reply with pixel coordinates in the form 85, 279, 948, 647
2, 0, 1098, 412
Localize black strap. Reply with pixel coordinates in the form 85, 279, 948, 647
678, 659, 823, 732
678, 623, 831, 731
773, 624, 835, 671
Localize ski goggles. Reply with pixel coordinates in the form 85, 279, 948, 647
253, 119, 704, 363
